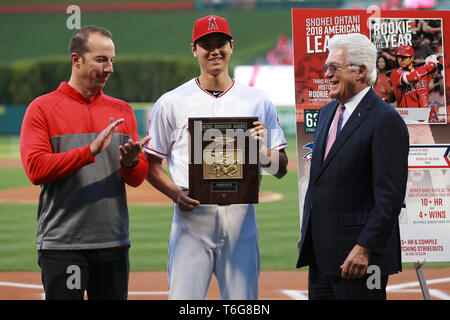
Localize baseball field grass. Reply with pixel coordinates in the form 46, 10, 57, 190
0, 10, 292, 68
0, 136, 20, 159
0, 136, 302, 271
1, 135, 448, 271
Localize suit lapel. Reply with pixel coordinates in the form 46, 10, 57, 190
314, 89, 376, 182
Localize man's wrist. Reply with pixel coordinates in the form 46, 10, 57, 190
362, 246, 371, 256
174, 188, 188, 204
89, 143, 98, 157
259, 145, 271, 166
121, 157, 139, 168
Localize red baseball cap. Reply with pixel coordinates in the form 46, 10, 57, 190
395, 45, 414, 57
192, 15, 233, 43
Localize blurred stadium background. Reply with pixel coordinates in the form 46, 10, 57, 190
0, 0, 449, 275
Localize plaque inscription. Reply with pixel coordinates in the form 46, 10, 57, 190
188, 117, 259, 205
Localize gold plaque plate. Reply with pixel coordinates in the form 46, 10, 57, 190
203, 149, 243, 179
188, 117, 258, 205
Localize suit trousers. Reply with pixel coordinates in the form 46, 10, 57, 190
308, 260, 388, 300
38, 247, 129, 300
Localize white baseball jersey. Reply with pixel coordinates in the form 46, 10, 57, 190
144, 78, 287, 299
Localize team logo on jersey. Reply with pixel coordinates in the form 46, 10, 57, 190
428, 102, 439, 123
303, 142, 314, 164
415, 80, 427, 90
208, 16, 219, 31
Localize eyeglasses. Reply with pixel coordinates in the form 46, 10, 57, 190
322, 64, 355, 74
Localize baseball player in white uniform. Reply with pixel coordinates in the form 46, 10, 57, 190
144, 15, 288, 300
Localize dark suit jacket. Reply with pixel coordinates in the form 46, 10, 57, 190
297, 88, 409, 276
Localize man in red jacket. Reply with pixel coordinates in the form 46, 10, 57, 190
20, 25, 150, 300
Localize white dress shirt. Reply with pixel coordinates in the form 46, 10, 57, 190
328, 86, 371, 137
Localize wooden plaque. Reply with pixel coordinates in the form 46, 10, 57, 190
188, 117, 259, 205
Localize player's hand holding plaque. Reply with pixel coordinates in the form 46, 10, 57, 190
188, 117, 259, 205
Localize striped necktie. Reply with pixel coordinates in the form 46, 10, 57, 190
323, 103, 345, 161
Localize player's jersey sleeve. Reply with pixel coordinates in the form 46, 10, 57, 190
264, 99, 287, 151
144, 97, 172, 159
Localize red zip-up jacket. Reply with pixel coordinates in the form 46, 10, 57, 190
20, 82, 148, 250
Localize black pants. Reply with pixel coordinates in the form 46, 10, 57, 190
38, 247, 129, 300
308, 261, 389, 300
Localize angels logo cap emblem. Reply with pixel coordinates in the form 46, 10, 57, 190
192, 15, 233, 43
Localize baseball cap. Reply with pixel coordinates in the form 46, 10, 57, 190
395, 45, 414, 57
192, 15, 233, 43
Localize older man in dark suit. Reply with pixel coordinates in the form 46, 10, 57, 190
297, 33, 409, 300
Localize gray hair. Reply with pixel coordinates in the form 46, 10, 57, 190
328, 33, 377, 86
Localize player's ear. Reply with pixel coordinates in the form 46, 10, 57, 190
230, 39, 234, 52
191, 43, 197, 58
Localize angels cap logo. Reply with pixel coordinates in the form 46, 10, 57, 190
395, 45, 414, 57
192, 15, 232, 43
428, 102, 439, 123
208, 16, 219, 31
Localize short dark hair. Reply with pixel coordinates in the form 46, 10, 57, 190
69, 25, 112, 56
193, 33, 232, 49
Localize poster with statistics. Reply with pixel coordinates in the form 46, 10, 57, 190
293, 8, 450, 262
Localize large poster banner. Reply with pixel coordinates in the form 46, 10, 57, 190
400, 144, 450, 262
293, 8, 450, 263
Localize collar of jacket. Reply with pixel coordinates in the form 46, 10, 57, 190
58, 81, 104, 104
